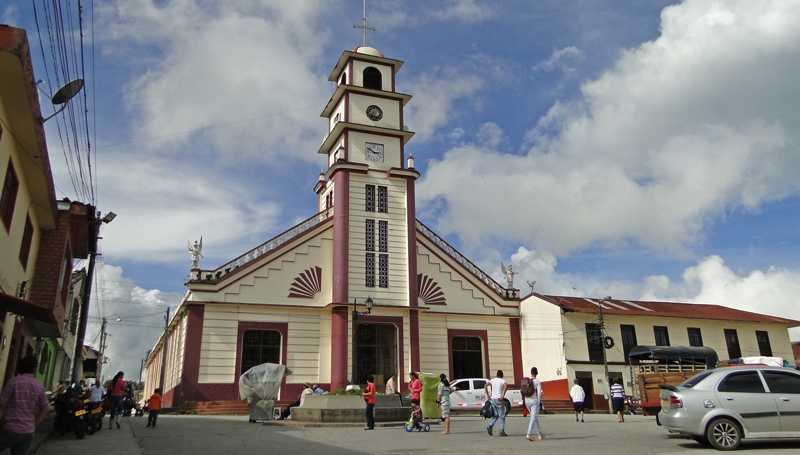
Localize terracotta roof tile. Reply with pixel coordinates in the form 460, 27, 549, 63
537, 295, 800, 326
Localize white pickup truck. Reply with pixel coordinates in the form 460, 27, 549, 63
448, 378, 524, 413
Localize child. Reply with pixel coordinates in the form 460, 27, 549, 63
147, 388, 162, 428
410, 402, 423, 431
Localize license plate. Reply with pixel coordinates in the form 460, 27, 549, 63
74, 409, 86, 416
83, 399, 90, 403
91, 408, 101, 414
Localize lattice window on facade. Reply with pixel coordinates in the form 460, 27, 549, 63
378, 220, 388, 252
365, 185, 375, 211
365, 253, 375, 287
325, 190, 334, 209
379, 254, 388, 288
365, 219, 375, 251
377, 186, 387, 213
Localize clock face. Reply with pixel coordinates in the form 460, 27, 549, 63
366, 105, 383, 121
365, 143, 384, 162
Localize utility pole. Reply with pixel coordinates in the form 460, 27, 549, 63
71, 209, 115, 384
598, 296, 613, 414
159, 307, 170, 391
96, 317, 107, 381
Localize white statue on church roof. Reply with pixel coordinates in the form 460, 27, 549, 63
188, 237, 203, 270
501, 261, 518, 289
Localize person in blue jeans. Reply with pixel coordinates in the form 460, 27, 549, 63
484, 370, 508, 437
362, 375, 376, 430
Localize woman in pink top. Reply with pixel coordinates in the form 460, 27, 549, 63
408, 371, 423, 419
108, 371, 127, 429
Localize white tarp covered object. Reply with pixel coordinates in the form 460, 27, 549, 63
239, 363, 291, 421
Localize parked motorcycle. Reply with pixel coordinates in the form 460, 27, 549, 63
625, 397, 639, 415
53, 387, 86, 439
82, 399, 104, 435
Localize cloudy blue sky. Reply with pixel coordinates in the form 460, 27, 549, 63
5, 0, 800, 379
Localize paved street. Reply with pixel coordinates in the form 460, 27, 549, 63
34, 413, 800, 455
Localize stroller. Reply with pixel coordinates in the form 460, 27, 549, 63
404, 403, 430, 432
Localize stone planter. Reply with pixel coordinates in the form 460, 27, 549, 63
290, 394, 409, 422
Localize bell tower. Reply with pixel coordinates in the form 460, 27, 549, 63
315, 43, 420, 390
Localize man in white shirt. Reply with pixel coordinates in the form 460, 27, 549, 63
90, 381, 105, 404
483, 370, 508, 437
570, 378, 586, 423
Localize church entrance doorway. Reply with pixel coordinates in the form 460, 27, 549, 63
356, 323, 397, 386
451, 336, 484, 380
241, 330, 282, 375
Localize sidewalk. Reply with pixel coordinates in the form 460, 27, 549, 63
31, 415, 143, 455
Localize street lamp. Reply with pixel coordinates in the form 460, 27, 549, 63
350, 296, 373, 387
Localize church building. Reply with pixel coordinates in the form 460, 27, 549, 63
144, 44, 525, 407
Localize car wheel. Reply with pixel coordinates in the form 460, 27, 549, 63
691, 435, 710, 445
503, 399, 511, 415
706, 418, 741, 451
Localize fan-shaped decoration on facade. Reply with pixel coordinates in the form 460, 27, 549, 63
418, 274, 446, 305
288, 266, 323, 298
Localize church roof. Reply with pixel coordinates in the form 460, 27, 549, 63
536, 294, 800, 325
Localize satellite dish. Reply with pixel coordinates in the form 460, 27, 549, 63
51, 79, 84, 105
41, 79, 85, 123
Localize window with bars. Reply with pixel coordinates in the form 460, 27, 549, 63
654, 326, 670, 346
1, 159, 19, 232
687, 327, 703, 347
365, 219, 375, 251
379, 254, 388, 288
365, 253, 375, 287
325, 190, 334, 209
585, 323, 604, 363
19, 215, 33, 270
724, 329, 741, 359
620, 324, 637, 364
377, 186, 387, 213
378, 220, 388, 252
365, 185, 375, 211
756, 331, 772, 357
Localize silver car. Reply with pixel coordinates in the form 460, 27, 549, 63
659, 365, 800, 450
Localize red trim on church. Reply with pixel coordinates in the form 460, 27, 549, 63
331, 306, 349, 391
509, 318, 523, 387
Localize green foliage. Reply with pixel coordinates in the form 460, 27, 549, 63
328, 388, 364, 395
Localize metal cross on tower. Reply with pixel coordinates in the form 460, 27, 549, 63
353, 0, 377, 47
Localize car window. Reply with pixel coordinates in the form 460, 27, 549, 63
762, 371, 800, 394
679, 370, 713, 388
473, 380, 487, 389
717, 371, 765, 393
451, 380, 466, 390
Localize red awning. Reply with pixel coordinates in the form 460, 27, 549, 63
0, 293, 57, 325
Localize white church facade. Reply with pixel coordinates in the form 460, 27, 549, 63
143, 45, 799, 408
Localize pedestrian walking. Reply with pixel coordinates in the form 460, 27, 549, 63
570, 378, 586, 423
437, 373, 452, 434
108, 371, 127, 429
362, 375, 376, 430
484, 370, 508, 437
611, 378, 625, 422
524, 367, 544, 441
408, 372, 422, 419
0, 357, 49, 455
146, 388, 162, 428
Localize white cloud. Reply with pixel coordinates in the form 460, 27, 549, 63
95, 151, 282, 264
533, 46, 584, 76
432, 0, 496, 24
84, 263, 183, 380
98, 0, 332, 164
418, 0, 800, 256
404, 67, 483, 142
